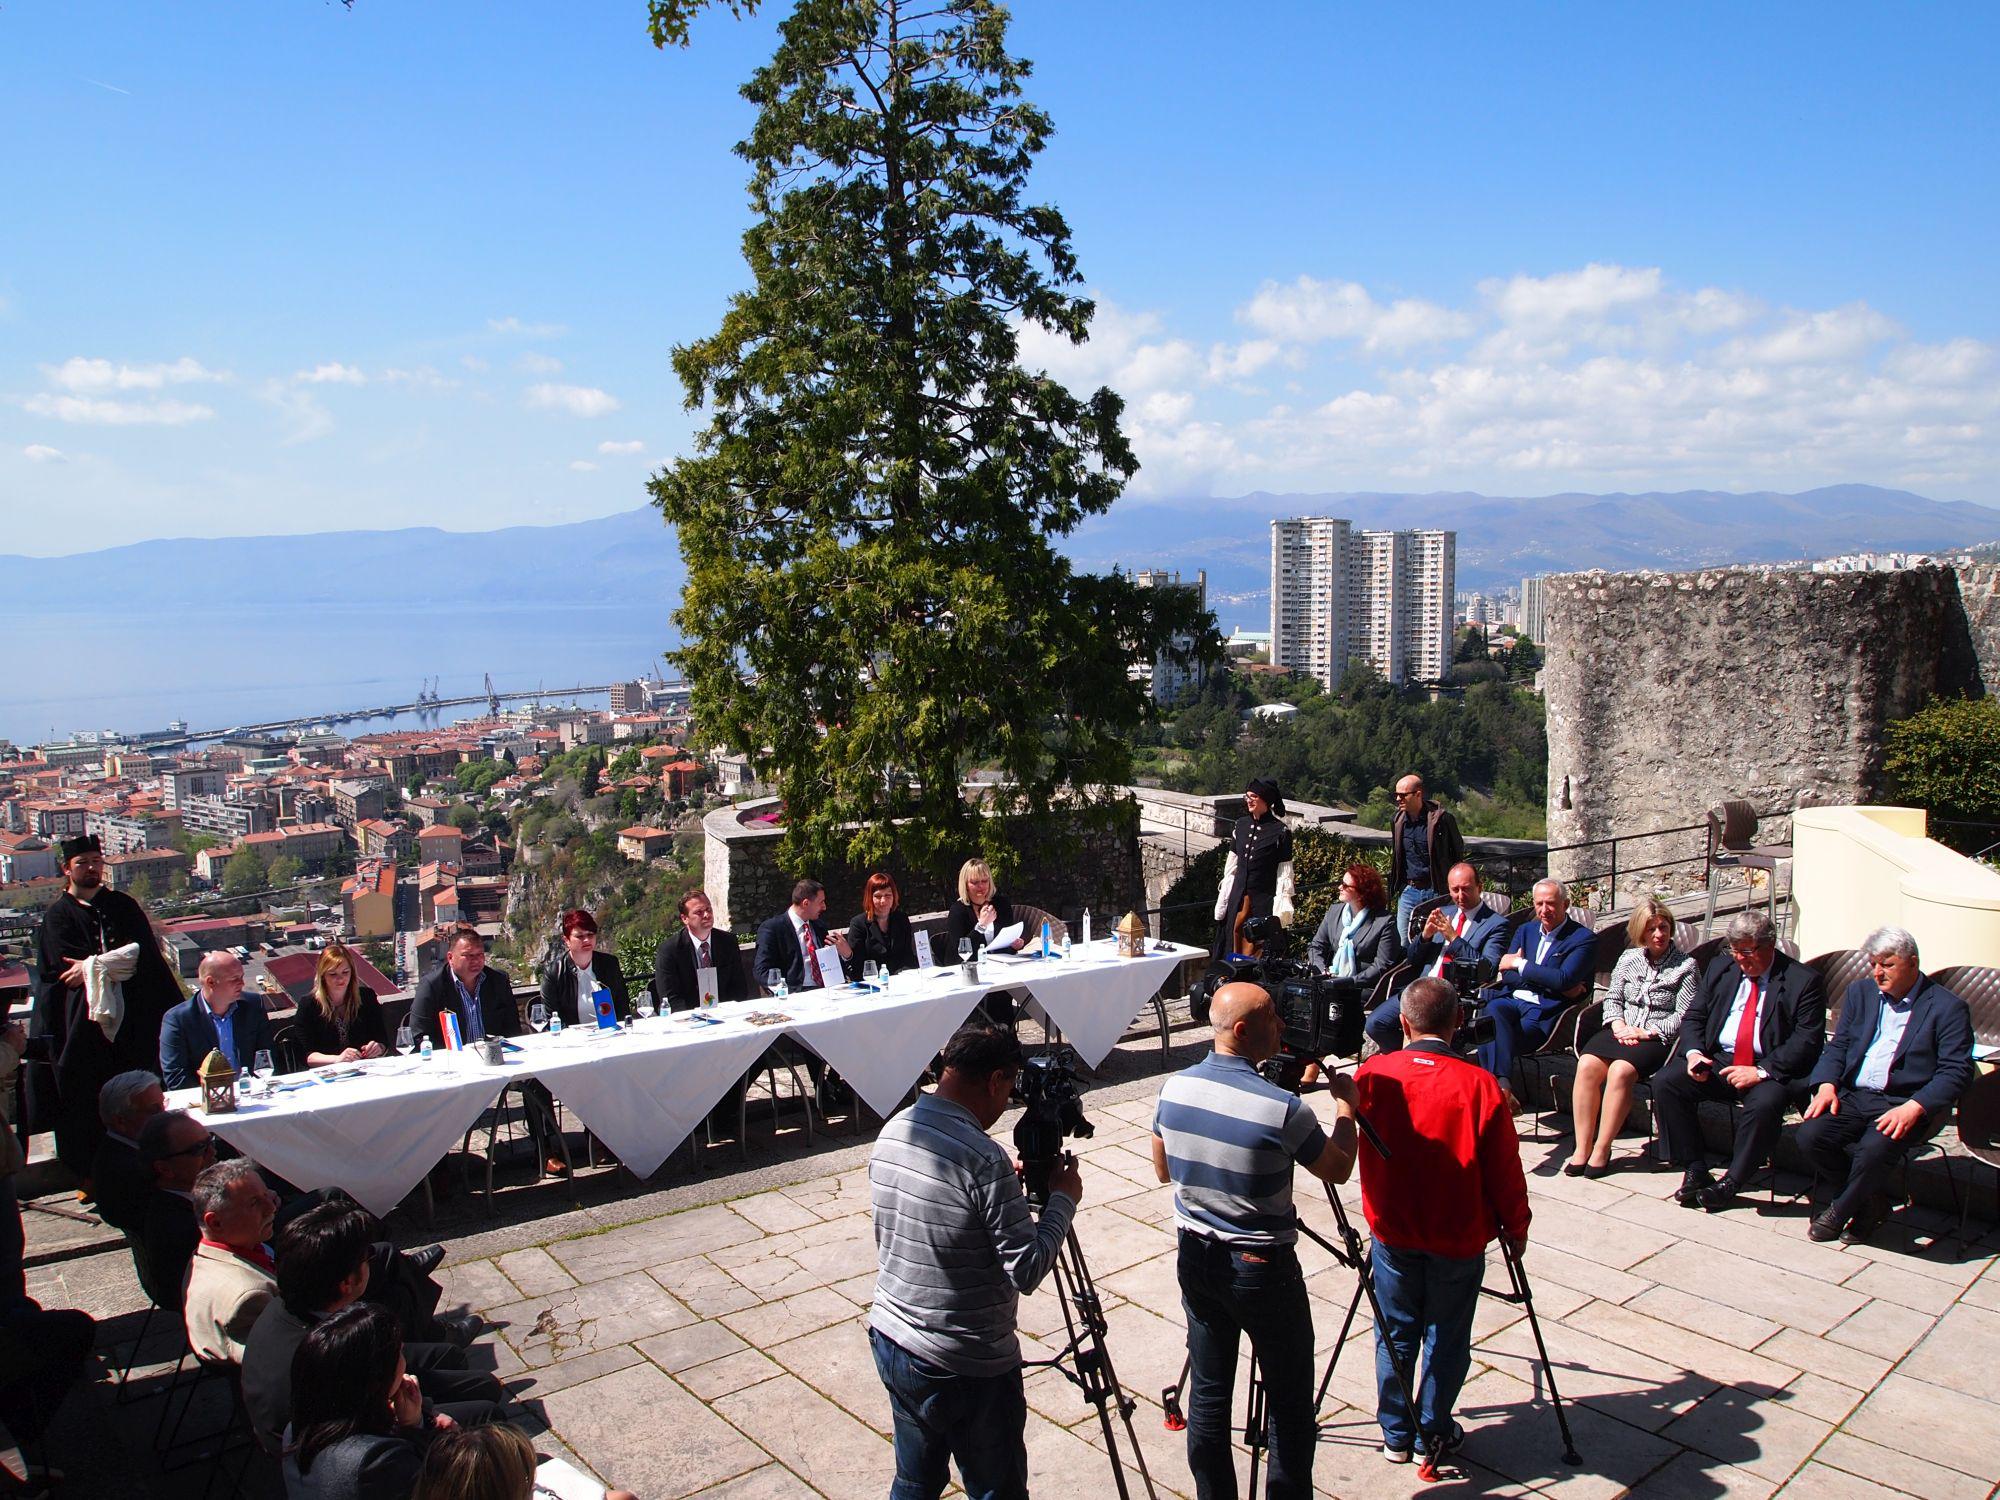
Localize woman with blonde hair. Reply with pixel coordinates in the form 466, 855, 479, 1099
413, 1425, 637, 1500
1565, 896, 1698, 1177
295, 943, 391, 1067
943, 858, 1025, 962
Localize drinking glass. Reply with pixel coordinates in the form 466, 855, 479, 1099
637, 1000, 656, 1022
395, 1023, 413, 1055
862, 960, 879, 988
528, 1002, 549, 1034
765, 969, 787, 1000
957, 938, 973, 965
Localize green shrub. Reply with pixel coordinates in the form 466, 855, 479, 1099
1884, 697, 2000, 850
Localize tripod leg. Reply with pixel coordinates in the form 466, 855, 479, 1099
1312, 1273, 1367, 1412
1244, 1355, 1264, 1500
1501, 1237, 1581, 1465
1163, 1355, 1189, 1432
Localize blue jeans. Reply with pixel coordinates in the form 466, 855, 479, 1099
1396, 885, 1436, 947
1177, 1232, 1316, 1500
1478, 991, 1562, 1091
1365, 993, 1405, 1054
869, 1327, 1027, 1500
1370, 1240, 1483, 1451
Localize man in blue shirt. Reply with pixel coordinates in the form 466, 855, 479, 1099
160, 952, 273, 1090
1796, 926, 1972, 1244
1477, 880, 1594, 1110
1152, 983, 1358, 1499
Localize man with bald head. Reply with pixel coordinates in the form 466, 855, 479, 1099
1152, 983, 1358, 1498
1365, 862, 1510, 1056
1477, 879, 1594, 1110
159, 951, 274, 1090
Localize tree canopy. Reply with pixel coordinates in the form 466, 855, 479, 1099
650, 0, 1211, 875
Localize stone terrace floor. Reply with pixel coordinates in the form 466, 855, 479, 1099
16, 1023, 2000, 1500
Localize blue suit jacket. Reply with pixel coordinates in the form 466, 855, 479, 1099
1807, 975, 1973, 1118
159, 994, 274, 1090
1405, 901, 1511, 980
1486, 917, 1595, 1010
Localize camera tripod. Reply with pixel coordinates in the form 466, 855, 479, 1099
1022, 1207, 1159, 1500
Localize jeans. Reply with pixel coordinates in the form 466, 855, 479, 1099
1370, 1240, 1483, 1452
1396, 886, 1436, 948
1177, 1232, 1316, 1500
870, 1327, 1028, 1500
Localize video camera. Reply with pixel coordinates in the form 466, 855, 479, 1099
1189, 916, 1366, 1064
1012, 1047, 1094, 1203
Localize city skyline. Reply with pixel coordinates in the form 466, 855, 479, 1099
3, 3, 1998, 555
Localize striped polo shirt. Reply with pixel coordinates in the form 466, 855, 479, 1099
868, 1093, 1075, 1376
1153, 1051, 1329, 1246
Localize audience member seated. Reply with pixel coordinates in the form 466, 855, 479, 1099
283, 1302, 449, 1500
538, 909, 629, 1029
89, 1069, 165, 1236
943, 860, 1024, 962
135, 1108, 216, 1307
1364, 863, 1508, 1055
412, 926, 566, 1178
185, 1157, 281, 1363
847, 872, 920, 975
1654, 910, 1826, 1214
295, 943, 392, 1067
244, 1201, 503, 1454
1797, 925, 1974, 1244
1477, 879, 1594, 1110
1301, 862, 1400, 1086
160, 951, 275, 1090
414, 1425, 639, 1500
755, 879, 852, 992
1564, 897, 1697, 1177
654, 889, 749, 1012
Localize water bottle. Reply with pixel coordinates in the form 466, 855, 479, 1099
549, 1013, 563, 1037
1041, 920, 1051, 959
419, 1035, 433, 1062
1081, 908, 1092, 947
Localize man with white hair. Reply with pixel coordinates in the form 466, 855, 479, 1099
90, 1070, 166, 1235
1477, 879, 1594, 1110
159, 951, 273, 1091
1796, 926, 1972, 1244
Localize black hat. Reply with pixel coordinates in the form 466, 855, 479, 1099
1244, 778, 1285, 817
60, 833, 103, 861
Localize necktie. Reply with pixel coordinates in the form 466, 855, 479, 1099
1731, 979, 1761, 1067
803, 926, 824, 987
698, 939, 711, 970
1434, 909, 1467, 977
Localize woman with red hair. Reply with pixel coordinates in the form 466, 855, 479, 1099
1302, 863, 1402, 1086
538, 909, 631, 1028
846, 873, 919, 975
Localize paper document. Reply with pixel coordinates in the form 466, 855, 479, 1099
695, 965, 718, 1006
815, 944, 846, 986
534, 1455, 606, 1500
914, 930, 935, 968
989, 922, 1024, 951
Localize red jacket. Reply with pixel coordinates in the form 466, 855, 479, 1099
1355, 1040, 1530, 1259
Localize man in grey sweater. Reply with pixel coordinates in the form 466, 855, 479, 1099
869, 1022, 1083, 1500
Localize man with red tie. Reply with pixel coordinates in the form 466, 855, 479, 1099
1653, 911, 1826, 1213
754, 879, 852, 993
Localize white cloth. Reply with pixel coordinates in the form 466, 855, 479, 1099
85, 942, 140, 1044
1015, 941, 1199, 1066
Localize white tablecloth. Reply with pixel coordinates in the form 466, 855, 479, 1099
170, 940, 1201, 1213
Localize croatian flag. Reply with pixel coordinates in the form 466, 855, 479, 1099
441, 1012, 465, 1051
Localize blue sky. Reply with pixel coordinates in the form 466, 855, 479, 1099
3, 1, 1996, 555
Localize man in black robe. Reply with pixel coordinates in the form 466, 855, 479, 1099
32, 835, 182, 1179
1212, 778, 1295, 959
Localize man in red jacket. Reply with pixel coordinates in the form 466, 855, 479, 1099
1354, 976, 1530, 1466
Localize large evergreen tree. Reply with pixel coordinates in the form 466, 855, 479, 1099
649, 0, 1211, 873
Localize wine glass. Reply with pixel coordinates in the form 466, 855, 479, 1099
862, 960, 879, 989
637, 999, 656, 1022
395, 1023, 413, 1055
765, 968, 786, 1000
528, 1002, 549, 1034
957, 938, 972, 965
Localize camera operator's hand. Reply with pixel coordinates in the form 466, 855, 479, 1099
1046, 1153, 1084, 1205
1506, 1233, 1528, 1261
1325, 1071, 1359, 1109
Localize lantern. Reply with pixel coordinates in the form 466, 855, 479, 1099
198, 1048, 238, 1115
1115, 911, 1148, 959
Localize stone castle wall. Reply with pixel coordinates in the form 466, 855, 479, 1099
1543, 564, 1993, 899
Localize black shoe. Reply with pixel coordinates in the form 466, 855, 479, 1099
1699, 1178, 1743, 1214
1807, 1208, 1846, 1242
437, 1312, 482, 1347
1676, 1167, 1714, 1208
408, 1244, 445, 1276
1843, 1197, 1891, 1244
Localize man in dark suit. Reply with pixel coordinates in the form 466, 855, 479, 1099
1796, 927, 1972, 1244
1477, 879, 1595, 1107
655, 890, 749, 1012
159, 951, 274, 1090
90, 1069, 166, 1237
753, 879, 851, 993
1366, 863, 1510, 1054
134, 1108, 214, 1308
1654, 911, 1826, 1213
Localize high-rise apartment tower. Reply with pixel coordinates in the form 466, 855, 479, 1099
1270, 519, 1455, 689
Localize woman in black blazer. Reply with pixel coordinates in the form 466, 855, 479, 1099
538, 909, 631, 1027
1302, 863, 1403, 1086
295, 943, 392, 1067
846, 872, 920, 975
283, 1303, 440, 1500
942, 858, 1025, 963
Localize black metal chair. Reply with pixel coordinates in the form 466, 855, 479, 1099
1701, 801, 1792, 940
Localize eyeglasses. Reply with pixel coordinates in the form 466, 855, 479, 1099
1727, 945, 1765, 959
161, 1134, 217, 1159
1338, 880, 1356, 892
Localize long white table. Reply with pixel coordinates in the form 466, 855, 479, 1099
169, 939, 1200, 1216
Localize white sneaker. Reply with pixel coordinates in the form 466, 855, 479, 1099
1382, 1442, 1412, 1464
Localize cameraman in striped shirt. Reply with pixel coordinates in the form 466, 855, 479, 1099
869, 1023, 1082, 1500
1152, 982, 1358, 1500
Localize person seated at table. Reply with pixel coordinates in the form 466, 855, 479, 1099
944, 860, 1025, 962
295, 944, 393, 1068
847, 873, 920, 976
283, 1302, 452, 1500
538, 909, 630, 1028
90, 1068, 166, 1236
244, 1201, 503, 1454
160, 951, 276, 1089
411, 926, 567, 1178
134, 1108, 215, 1306
184, 1156, 281, 1363
1299, 863, 1401, 1087
1477, 879, 1594, 1112
1796, 925, 1973, 1244
1564, 897, 1697, 1178
755, 880, 852, 993
414, 1424, 640, 1500
654, 889, 749, 1012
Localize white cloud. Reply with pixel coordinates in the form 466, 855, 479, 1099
294, 361, 367, 385
569, 459, 598, 473
44, 356, 227, 393
489, 316, 568, 338
21, 393, 215, 425
23, 444, 65, 462
1482, 263, 1663, 331
460, 354, 490, 373
1207, 340, 1283, 382
525, 383, 621, 418
381, 365, 458, 391
1728, 303, 1899, 365
597, 439, 646, 455
517, 352, 564, 374
1240, 277, 1472, 351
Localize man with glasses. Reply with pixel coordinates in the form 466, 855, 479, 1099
1388, 776, 1465, 946
1796, 926, 1971, 1243
134, 1108, 218, 1305
1653, 911, 1826, 1214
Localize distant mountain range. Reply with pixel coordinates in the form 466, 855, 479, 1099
4, 484, 1995, 635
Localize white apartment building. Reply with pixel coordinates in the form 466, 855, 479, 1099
1130, 568, 1210, 704
1522, 574, 1547, 644
1270, 519, 1454, 688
